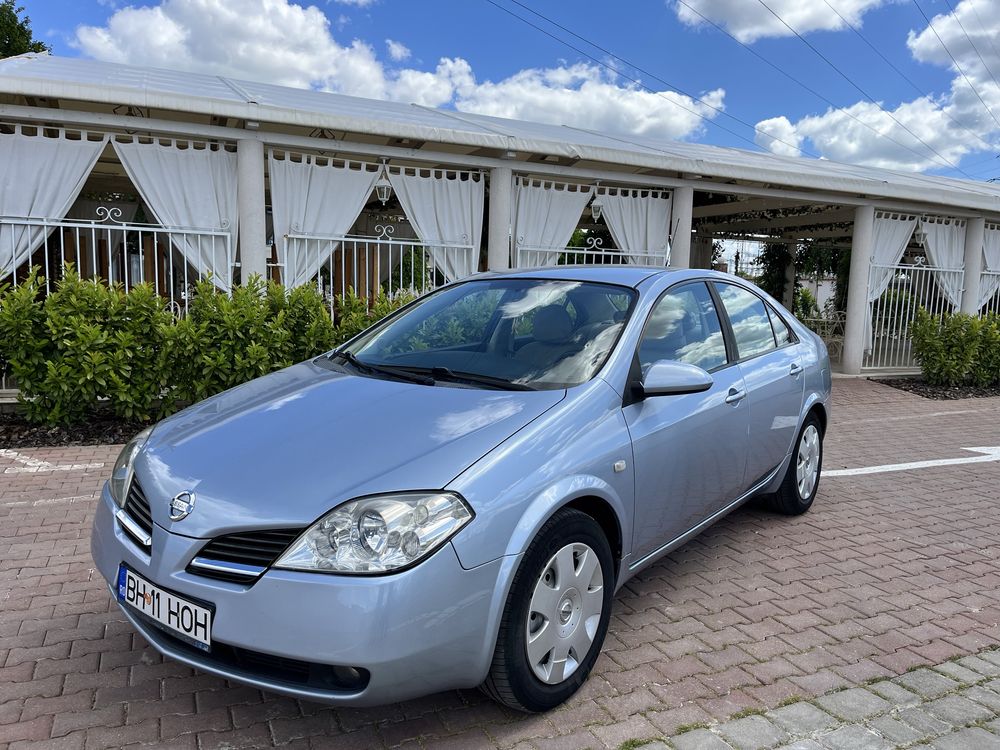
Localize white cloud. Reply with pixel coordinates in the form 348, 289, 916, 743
672, 0, 891, 43
755, 116, 803, 156
385, 38, 410, 62
74, 0, 725, 141
752, 0, 1000, 172
456, 63, 726, 140
331, 0, 376, 7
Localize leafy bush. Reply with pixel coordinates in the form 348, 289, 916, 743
333, 287, 415, 346
793, 287, 820, 320
971, 314, 1000, 388
911, 308, 985, 387
0, 269, 414, 425
0, 269, 170, 424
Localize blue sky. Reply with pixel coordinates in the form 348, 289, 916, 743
18, 0, 1000, 181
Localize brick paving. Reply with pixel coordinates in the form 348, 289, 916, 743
636, 646, 1000, 749
1, 378, 1000, 749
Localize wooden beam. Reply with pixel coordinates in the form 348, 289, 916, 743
692, 197, 815, 219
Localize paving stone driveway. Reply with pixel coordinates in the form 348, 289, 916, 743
2, 378, 1000, 749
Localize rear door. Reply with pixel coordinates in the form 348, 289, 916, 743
713, 283, 805, 487
623, 281, 750, 563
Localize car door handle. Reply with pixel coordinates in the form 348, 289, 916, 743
725, 388, 747, 404
789, 363, 804, 377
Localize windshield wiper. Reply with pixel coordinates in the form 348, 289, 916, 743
330, 351, 434, 386
412, 366, 537, 391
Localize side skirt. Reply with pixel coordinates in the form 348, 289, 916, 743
624, 466, 782, 578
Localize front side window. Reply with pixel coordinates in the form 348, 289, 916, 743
346, 279, 636, 389
715, 283, 777, 359
638, 282, 728, 372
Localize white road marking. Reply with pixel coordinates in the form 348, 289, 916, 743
0, 448, 105, 474
823, 447, 1000, 477
0, 493, 98, 508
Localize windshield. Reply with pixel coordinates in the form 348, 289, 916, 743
342, 279, 637, 390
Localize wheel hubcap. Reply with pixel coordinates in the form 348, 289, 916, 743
526, 542, 604, 685
796, 424, 821, 499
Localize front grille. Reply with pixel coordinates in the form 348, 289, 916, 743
187, 528, 303, 584
122, 481, 154, 545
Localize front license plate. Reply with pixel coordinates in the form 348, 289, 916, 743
117, 565, 212, 651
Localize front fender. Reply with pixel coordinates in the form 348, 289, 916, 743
448, 379, 635, 575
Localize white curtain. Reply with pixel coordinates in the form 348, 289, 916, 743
0, 128, 107, 279
269, 152, 379, 289
388, 168, 484, 283
920, 218, 966, 308
512, 178, 592, 267
599, 189, 672, 265
866, 213, 916, 350
113, 139, 237, 291
981, 227, 1000, 310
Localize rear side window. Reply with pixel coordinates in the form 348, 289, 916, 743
639, 282, 728, 372
767, 305, 793, 346
715, 283, 777, 359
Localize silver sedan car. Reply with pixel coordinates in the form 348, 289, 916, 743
91, 267, 831, 712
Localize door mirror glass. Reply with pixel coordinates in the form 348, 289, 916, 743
641, 360, 713, 397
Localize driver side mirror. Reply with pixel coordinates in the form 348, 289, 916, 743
640, 360, 713, 397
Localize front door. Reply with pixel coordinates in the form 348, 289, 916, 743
624, 281, 750, 564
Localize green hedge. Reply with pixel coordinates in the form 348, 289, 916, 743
0, 270, 414, 425
911, 308, 1000, 387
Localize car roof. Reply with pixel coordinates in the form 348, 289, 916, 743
479, 265, 676, 288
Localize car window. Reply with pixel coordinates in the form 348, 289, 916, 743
767, 305, 793, 347
715, 283, 777, 359
349, 279, 637, 389
638, 282, 728, 372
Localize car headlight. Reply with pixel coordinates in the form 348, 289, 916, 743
109, 427, 152, 508
274, 492, 473, 574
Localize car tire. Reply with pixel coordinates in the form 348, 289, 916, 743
766, 412, 823, 516
481, 507, 614, 713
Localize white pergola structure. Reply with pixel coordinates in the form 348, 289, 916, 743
3, 53, 1000, 374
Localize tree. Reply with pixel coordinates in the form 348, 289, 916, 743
1, 1, 50, 59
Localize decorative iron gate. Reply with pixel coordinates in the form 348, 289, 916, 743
863, 260, 962, 370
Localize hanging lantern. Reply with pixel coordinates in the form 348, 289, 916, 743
375, 164, 393, 205
590, 193, 604, 221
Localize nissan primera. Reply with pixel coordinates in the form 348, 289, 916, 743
91, 266, 831, 712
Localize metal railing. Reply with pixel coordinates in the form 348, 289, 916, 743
270, 226, 477, 316
515, 237, 669, 268
1, 209, 235, 315
863, 261, 962, 371
982, 270, 1000, 316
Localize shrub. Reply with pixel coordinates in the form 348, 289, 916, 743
0, 269, 169, 424
0, 270, 418, 425
971, 314, 1000, 388
333, 288, 415, 346
911, 308, 981, 387
793, 287, 820, 320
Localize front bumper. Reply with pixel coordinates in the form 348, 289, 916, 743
90, 485, 511, 705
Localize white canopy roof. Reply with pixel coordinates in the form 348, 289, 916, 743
3, 53, 1000, 214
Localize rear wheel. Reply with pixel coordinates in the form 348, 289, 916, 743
481, 508, 614, 712
766, 413, 823, 515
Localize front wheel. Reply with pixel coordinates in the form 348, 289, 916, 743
481, 508, 614, 712
766, 413, 823, 515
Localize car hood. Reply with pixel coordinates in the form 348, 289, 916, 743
134, 360, 565, 537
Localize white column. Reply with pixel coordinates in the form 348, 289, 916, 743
670, 186, 694, 268
961, 217, 986, 315
237, 138, 268, 282
842, 204, 875, 375
487, 166, 512, 271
